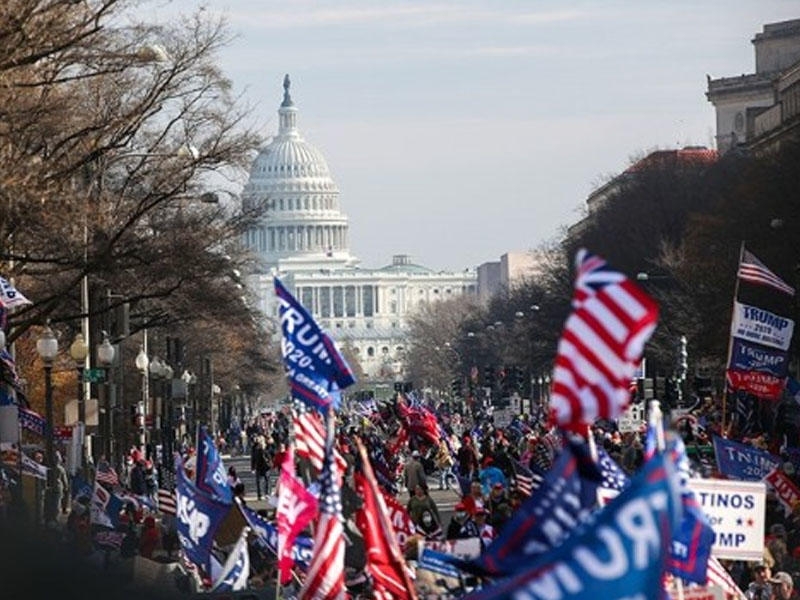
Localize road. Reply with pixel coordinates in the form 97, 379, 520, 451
224, 453, 461, 526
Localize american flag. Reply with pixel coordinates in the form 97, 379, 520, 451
299, 412, 346, 600
510, 460, 544, 498
95, 464, 119, 487
293, 405, 347, 475
738, 248, 795, 296
550, 249, 658, 431
706, 555, 747, 600
158, 488, 177, 516
597, 446, 629, 493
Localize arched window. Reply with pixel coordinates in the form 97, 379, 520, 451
367, 347, 375, 357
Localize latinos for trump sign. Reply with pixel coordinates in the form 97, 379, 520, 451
688, 478, 765, 561
731, 301, 794, 351
726, 370, 785, 400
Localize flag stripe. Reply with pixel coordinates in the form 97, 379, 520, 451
738, 249, 795, 296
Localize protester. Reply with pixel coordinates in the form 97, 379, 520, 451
139, 514, 162, 559
474, 508, 496, 547
457, 436, 479, 480
433, 439, 456, 490
769, 571, 797, 600
129, 458, 147, 496
461, 480, 487, 516
403, 450, 427, 495
251, 436, 270, 500
416, 509, 443, 540
446, 502, 480, 540
748, 563, 773, 600
406, 483, 441, 528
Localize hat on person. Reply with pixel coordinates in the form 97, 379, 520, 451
493, 482, 504, 489
475, 507, 489, 516
454, 502, 467, 511
752, 562, 770, 572
411, 450, 420, 458
769, 572, 794, 587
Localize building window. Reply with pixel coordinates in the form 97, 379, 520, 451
345, 285, 356, 317
381, 346, 389, 354
367, 347, 375, 357
362, 286, 374, 317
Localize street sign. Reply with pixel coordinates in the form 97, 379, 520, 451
82, 368, 106, 383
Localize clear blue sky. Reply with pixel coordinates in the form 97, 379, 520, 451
152, 1, 799, 271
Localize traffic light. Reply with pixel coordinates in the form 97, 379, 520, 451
636, 378, 654, 402
450, 378, 463, 398
483, 366, 495, 387
513, 367, 525, 392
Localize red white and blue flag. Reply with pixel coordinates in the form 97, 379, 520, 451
550, 249, 658, 431
277, 445, 318, 584
298, 413, 346, 600
738, 248, 795, 296
293, 404, 347, 475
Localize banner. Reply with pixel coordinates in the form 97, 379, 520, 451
379, 486, 417, 549
175, 457, 232, 574
712, 435, 780, 481
764, 468, 800, 517
0, 276, 32, 309
19, 407, 46, 437
210, 527, 250, 593
725, 369, 785, 400
196, 426, 232, 503
276, 449, 317, 584
730, 301, 794, 351
688, 478, 766, 561
275, 277, 356, 412
729, 338, 789, 378
239, 500, 314, 571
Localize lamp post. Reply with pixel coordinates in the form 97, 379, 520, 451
36, 323, 59, 525
148, 356, 164, 465
69, 333, 88, 470
96, 331, 116, 461
135, 345, 149, 453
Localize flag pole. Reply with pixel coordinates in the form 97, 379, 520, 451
721, 242, 746, 437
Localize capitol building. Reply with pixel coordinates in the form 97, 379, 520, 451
242, 76, 478, 382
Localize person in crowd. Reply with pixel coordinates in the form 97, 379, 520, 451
461, 480, 487, 516
769, 571, 797, 600
447, 501, 480, 540
403, 450, 427, 495
434, 439, 456, 491
747, 563, 773, 600
55, 451, 70, 515
474, 507, 496, 548
457, 435, 479, 480
251, 436, 270, 500
487, 482, 509, 524
416, 508, 443, 540
139, 514, 162, 559
407, 483, 441, 528
621, 433, 644, 475
226, 465, 240, 488
129, 458, 147, 496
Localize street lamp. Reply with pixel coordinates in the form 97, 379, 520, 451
96, 331, 115, 461
69, 333, 88, 470
135, 345, 149, 452
36, 323, 59, 525
0, 328, 5, 349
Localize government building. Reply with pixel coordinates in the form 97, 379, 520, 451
242, 76, 478, 382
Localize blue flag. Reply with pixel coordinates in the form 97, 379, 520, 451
465, 452, 681, 600
665, 433, 715, 584
712, 434, 780, 481
196, 426, 232, 503
175, 457, 233, 574
238, 500, 314, 570
275, 278, 356, 413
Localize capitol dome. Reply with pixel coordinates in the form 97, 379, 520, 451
242, 75, 357, 273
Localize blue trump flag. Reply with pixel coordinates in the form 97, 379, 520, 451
210, 527, 250, 593
713, 434, 780, 481
275, 278, 356, 413
465, 451, 681, 600
196, 426, 232, 503
238, 499, 314, 571
666, 433, 715, 584
175, 456, 233, 574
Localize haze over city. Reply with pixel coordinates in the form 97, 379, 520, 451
150, 1, 799, 271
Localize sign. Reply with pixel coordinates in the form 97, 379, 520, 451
731, 301, 794, 351
725, 369, 785, 400
492, 407, 513, 428
54, 425, 74, 441
617, 402, 645, 433
83, 368, 106, 383
729, 338, 788, 378
712, 435, 780, 481
688, 478, 765, 561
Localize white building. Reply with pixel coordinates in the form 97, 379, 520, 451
242, 76, 477, 381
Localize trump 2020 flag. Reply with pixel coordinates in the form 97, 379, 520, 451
275, 278, 356, 413
277, 446, 318, 584
0, 276, 32, 309
465, 450, 681, 600
196, 426, 232, 503
211, 527, 251, 592
550, 249, 658, 431
176, 456, 233, 574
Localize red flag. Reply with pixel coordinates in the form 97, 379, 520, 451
354, 439, 418, 600
277, 446, 318, 584
299, 412, 346, 600
550, 249, 658, 431
396, 396, 440, 445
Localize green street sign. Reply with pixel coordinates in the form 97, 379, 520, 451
82, 368, 106, 383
